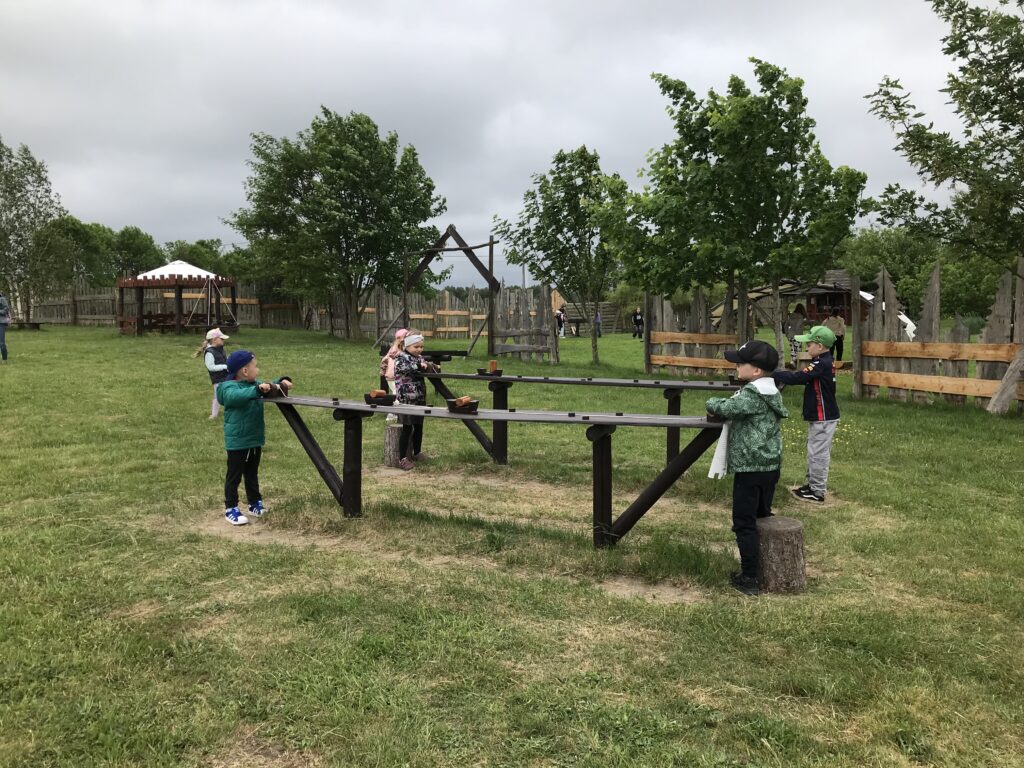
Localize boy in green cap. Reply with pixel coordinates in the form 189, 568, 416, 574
772, 325, 838, 503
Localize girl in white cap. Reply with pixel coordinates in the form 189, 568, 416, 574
193, 328, 230, 419
393, 331, 431, 470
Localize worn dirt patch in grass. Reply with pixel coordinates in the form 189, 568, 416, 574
184, 507, 707, 605
206, 727, 322, 767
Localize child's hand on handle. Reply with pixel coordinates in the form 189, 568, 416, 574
279, 376, 294, 394
259, 382, 273, 394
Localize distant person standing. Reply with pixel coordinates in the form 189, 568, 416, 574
784, 304, 807, 366
595, 310, 602, 338
823, 306, 847, 361
631, 306, 644, 339
0, 290, 10, 363
556, 306, 566, 338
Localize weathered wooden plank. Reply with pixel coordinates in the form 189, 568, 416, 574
987, 347, 1024, 414
494, 343, 549, 354
860, 341, 1020, 362
650, 331, 739, 345
435, 309, 470, 316
861, 370, 1024, 399
408, 313, 433, 320
650, 355, 735, 370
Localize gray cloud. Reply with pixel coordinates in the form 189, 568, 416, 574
1, 0, 960, 285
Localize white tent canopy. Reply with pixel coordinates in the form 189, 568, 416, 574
137, 260, 218, 279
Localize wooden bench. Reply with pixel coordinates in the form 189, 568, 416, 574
9, 321, 43, 330
267, 394, 724, 548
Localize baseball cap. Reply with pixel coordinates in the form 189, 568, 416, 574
723, 340, 779, 371
206, 328, 229, 341
795, 325, 836, 347
226, 350, 255, 375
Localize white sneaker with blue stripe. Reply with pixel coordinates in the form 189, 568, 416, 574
225, 507, 249, 525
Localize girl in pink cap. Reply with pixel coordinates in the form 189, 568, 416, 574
380, 328, 408, 423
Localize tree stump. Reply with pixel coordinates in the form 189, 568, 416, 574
757, 516, 806, 593
384, 424, 404, 467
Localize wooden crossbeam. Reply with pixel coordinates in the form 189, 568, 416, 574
161, 292, 259, 304
860, 370, 1024, 399
861, 340, 1020, 362
435, 326, 470, 333
408, 313, 433, 320
436, 310, 470, 316
650, 354, 735, 369
651, 331, 739, 344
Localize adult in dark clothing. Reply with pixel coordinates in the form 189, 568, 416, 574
631, 307, 644, 338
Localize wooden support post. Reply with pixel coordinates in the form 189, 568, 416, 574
757, 516, 806, 593
174, 285, 183, 335
851, 275, 863, 399
664, 388, 682, 465
230, 285, 238, 327
135, 286, 144, 336
274, 403, 345, 507
117, 286, 125, 334
587, 425, 616, 548
485, 237, 493, 358
333, 409, 371, 517
488, 381, 511, 464
215, 287, 223, 328
643, 291, 653, 375
609, 427, 720, 542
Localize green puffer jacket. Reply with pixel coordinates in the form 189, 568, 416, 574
706, 378, 788, 473
217, 379, 274, 451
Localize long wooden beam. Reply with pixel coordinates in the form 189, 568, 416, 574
860, 370, 1024, 399
861, 340, 1020, 362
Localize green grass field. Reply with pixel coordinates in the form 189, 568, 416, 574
1, 326, 1022, 767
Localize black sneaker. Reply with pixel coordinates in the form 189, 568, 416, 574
730, 572, 759, 596
793, 487, 825, 503
793, 484, 811, 494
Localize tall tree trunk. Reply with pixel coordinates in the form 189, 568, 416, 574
591, 300, 600, 365
721, 271, 735, 334
772, 280, 785, 358
737, 275, 749, 342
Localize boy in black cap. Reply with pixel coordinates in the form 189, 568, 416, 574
706, 340, 788, 596
772, 325, 838, 504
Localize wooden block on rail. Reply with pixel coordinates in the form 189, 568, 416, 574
757, 516, 805, 593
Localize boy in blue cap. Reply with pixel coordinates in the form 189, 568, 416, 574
217, 349, 293, 525
772, 325, 838, 503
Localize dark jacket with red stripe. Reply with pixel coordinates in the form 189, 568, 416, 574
772, 351, 840, 422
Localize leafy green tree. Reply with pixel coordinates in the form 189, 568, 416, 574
637, 60, 866, 349
0, 136, 65, 320
164, 238, 226, 275
868, 0, 1024, 282
230, 108, 446, 338
32, 216, 115, 285
111, 226, 164, 277
494, 146, 628, 364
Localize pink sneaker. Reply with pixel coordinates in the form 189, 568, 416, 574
398, 458, 415, 471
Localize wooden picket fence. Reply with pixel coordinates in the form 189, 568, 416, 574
854, 261, 1024, 410
646, 287, 737, 378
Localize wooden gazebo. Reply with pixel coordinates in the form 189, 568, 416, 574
116, 261, 238, 336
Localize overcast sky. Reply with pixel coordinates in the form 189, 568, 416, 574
1, 0, 959, 285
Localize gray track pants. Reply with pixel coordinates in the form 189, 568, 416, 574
806, 419, 839, 495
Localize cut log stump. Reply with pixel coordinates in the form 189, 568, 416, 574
384, 424, 403, 467
757, 516, 806, 593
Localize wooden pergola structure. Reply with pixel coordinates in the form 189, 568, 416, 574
116, 274, 238, 336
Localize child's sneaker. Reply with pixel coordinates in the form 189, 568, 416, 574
729, 572, 759, 596
248, 500, 266, 517
793, 487, 825, 503
792, 484, 811, 494
225, 507, 249, 526
398, 458, 415, 471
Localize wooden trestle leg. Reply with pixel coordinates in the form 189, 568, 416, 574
333, 409, 373, 518
488, 381, 512, 465
424, 376, 496, 459
587, 425, 616, 548
274, 402, 345, 507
